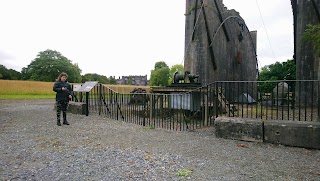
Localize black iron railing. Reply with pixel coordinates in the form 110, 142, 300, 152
72, 80, 319, 131
212, 80, 319, 122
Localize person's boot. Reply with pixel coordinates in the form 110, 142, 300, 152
63, 112, 69, 125
62, 112, 69, 125
57, 119, 61, 126
63, 119, 69, 125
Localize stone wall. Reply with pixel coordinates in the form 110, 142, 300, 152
184, 0, 258, 85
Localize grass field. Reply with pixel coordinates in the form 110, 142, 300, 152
0, 80, 150, 100
0, 80, 55, 99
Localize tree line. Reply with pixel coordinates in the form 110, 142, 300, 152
0, 49, 296, 88
0, 49, 116, 84
0, 48, 295, 86
0, 49, 185, 85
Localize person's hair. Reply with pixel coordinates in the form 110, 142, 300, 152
56, 72, 68, 81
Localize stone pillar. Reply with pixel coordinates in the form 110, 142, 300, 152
292, 0, 320, 106
294, 0, 320, 80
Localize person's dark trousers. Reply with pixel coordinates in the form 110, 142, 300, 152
56, 100, 69, 126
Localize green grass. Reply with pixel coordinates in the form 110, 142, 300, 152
177, 169, 193, 176
0, 80, 150, 100
0, 94, 55, 100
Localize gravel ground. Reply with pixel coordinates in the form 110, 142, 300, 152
0, 99, 320, 181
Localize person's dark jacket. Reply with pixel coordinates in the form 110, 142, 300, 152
53, 81, 73, 102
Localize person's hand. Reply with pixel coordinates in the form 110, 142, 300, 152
68, 95, 72, 100
62, 87, 67, 91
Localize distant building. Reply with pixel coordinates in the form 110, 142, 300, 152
116, 75, 148, 86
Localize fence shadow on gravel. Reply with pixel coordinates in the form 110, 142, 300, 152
72, 80, 320, 131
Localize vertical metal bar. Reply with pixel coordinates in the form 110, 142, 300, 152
132, 93, 134, 123
251, 81, 254, 118
214, 82, 219, 118
260, 83, 263, 120
95, 85, 98, 112
311, 81, 314, 121
135, 94, 137, 124
181, 94, 184, 131
276, 82, 279, 120
161, 95, 164, 129
147, 93, 151, 126
210, 84, 213, 125
101, 85, 104, 115
265, 82, 268, 120
109, 89, 112, 118
238, 82, 242, 117
282, 82, 284, 120
121, 93, 124, 121
305, 82, 307, 121
150, 94, 153, 127
229, 82, 232, 117
116, 93, 118, 120
205, 85, 209, 126
125, 93, 127, 121
270, 81, 274, 120
180, 94, 184, 130
318, 80, 320, 122
99, 84, 102, 115
86, 92, 89, 116
299, 81, 301, 121
292, 81, 295, 121
256, 81, 259, 119
246, 82, 249, 118
154, 94, 157, 128
143, 93, 146, 126
287, 81, 290, 120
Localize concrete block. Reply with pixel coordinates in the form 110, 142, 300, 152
215, 117, 264, 142
68, 102, 87, 115
264, 120, 320, 149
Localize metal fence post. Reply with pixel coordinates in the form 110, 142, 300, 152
99, 84, 102, 115
205, 85, 208, 126
149, 94, 153, 125
86, 92, 89, 116
318, 79, 320, 122
116, 93, 118, 120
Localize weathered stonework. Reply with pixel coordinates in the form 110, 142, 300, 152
292, 0, 320, 80
292, 0, 320, 106
184, 0, 258, 85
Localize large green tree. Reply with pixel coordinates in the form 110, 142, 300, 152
0, 65, 10, 79
257, 59, 296, 93
22, 49, 82, 82
149, 61, 170, 86
8, 69, 22, 80
0, 64, 22, 80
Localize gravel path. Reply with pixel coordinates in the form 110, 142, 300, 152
0, 99, 320, 181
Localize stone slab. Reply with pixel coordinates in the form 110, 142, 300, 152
264, 120, 320, 149
215, 117, 264, 142
68, 102, 87, 115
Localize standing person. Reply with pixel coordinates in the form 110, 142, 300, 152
53, 72, 73, 126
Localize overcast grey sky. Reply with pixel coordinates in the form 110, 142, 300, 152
0, 0, 293, 78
